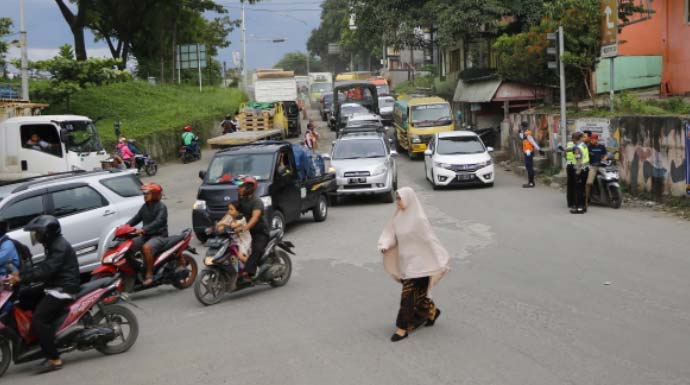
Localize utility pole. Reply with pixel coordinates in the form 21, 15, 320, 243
558, 26, 567, 154
19, 0, 29, 101
306, 51, 310, 75
241, 1, 248, 91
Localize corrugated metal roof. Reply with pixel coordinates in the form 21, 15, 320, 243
453, 79, 502, 103
493, 82, 546, 101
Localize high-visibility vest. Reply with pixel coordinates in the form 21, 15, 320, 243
522, 129, 534, 153
577, 142, 590, 165
565, 141, 575, 164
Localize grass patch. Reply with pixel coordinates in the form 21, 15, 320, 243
33, 81, 247, 160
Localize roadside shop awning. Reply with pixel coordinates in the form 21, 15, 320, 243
493, 82, 547, 101
453, 79, 502, 103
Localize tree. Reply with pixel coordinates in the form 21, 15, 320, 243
274, 52, 325, 75
0, 18, 16, 78
54, 0, 91, 61
307, 0, 353, 72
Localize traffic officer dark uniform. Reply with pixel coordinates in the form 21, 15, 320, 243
571, 133, 590, 214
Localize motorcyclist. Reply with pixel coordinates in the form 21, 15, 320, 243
126, 183, 168, 286
221, 114, 237, 134
181, 125, 198, 155
235, 176, 270, 279
10, 215, 80, 373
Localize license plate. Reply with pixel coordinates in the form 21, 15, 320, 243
348, 177, 366, 184
456, 173, 474, 181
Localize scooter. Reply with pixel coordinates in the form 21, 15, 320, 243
193, 225, 294, 306
91, 225, 198, 293
0, 275, 138, 377
590, 160, 622, 209
134, 153, 158, 176
179, 137, 201, 164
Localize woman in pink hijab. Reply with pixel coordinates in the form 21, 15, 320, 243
378, 187, 450, 342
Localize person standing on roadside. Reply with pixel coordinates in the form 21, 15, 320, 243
586, 133, 608, 205
519, 122, 544, 188
304, 121, 320, 150
564, 136, 576, 209
378, 187, 449, 342
571, 132, 590, 214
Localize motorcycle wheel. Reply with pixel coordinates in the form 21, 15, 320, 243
145, 163, 158, 176
269, 249, 292, 288
171, 252, 198, 289
182, 155, 190, 164
93, 304, 139, 355
609, 186, 622, 209
194, 269, 226, 306
0, 339, 10, 378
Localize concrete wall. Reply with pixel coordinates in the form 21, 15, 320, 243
595, 56, 662, 93
504, 112, 689, 197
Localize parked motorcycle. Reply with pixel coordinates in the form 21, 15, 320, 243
590, 160, 622, 209
194, 225, 294, 306
134, 153, 158, 176
179, 137, 201, 164
91, 225, 198, 293
0, 275, 138, 377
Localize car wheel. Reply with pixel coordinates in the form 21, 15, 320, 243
431, 170, 439, 190
271, 210, 286, 233
382, 190, 395, 203
313, 195, 328, 222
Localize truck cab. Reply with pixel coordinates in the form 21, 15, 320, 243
192, 141, 336, 241
0, 115, 109, 181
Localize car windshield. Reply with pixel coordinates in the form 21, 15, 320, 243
333, 139, 386, 160
347, 120, 381, 128
62, 121, 104, 153
205, 153, 274, 184
437, 136, 486, 155
311, 83, 332, 93
379, 97, 395, 109
323, 94, 333, 103
376, 84, 390, 95
411, 104, 452, 127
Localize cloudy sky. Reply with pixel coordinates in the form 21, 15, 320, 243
1, 0, 323, 72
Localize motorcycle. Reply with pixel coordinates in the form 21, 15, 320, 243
590, 160, 622, 209
0, 275, 138, 377
134, 153, 158, 176
193, 226, 294, 306
179, 137, 201, 164
91, 225, 198, 293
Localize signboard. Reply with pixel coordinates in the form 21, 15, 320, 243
177, 44, 207, 70
600, 0, 618, 58
232, 51, 241, 66
327, 43, 341, 55
686, 121, 690, 195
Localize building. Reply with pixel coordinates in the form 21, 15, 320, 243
596, 0, 690, 96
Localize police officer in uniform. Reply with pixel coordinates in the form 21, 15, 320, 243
564, 135, 576, 209
571, 132, 590, 214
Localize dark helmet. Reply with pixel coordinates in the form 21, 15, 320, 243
237, 176, 258, 196
225, 114, 232, 120
24, 215, 61, 245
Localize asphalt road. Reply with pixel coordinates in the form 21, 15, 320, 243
5, 113, 690, 385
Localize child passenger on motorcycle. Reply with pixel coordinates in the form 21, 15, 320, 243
216, 202, 251, 266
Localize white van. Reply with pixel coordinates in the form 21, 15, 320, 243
0, 115, 109, 181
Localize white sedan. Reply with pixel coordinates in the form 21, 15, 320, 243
423, 131, 495, 189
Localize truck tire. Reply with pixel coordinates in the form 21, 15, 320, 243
313, 195, 328, 222
395, 136, 404, 153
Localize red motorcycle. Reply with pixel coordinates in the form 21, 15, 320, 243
91, 225, 198, 293
0, 275, 138, 377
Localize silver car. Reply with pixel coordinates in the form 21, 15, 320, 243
324, 132, 398, 203
0, 170, 144, 273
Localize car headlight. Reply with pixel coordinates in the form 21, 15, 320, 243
260, 196, 272, 207
434, 162, 452, 170
193, 200, 207, 210
411, 135, 422, 144
371, 164, 387, 176
328, 165, 336, 173
482, 159, 493, 167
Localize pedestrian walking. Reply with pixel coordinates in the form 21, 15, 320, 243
377, 187, 449, 342
519, 122, 544, 188
571, 132, 590, 214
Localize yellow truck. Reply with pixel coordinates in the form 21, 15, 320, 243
392, 96, 454, 158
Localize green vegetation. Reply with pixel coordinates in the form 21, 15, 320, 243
274, 52, 325, 75
569, 93, 690, 117
39, 81, 246, 153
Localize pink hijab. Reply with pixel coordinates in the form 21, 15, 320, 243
377, 187, 449, 287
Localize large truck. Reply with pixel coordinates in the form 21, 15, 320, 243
0, 114, 109, 181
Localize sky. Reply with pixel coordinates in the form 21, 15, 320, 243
0, 0, 323, 73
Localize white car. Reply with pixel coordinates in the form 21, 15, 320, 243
423, 131, 495, 189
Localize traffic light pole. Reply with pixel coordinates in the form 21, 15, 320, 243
558, 26, 567, 160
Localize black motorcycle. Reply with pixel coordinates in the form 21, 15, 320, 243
590, 160, 622, 209
134, 153, 158, 176
179, 137, 201, 164
194, 226, 294, 306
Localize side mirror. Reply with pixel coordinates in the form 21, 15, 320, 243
198, 170, 207, 180
424, 149, 432, 156
487, 147, 494, 153
322, 153, 331, 160
389, 150, 398, 158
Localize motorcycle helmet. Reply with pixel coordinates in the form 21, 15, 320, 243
140, 183, 163, 201
183, 125, 193, 132
237, 176, 258, 196
225, 114, 231, 120
24, 215, 61, 246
